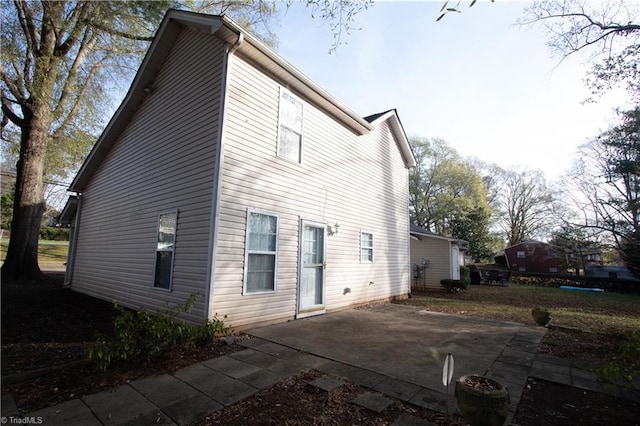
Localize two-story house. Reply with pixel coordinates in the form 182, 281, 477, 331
60, 10, 416, 329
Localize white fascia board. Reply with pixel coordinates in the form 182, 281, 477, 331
367, 110, 416, 168
219, 15, 373, 136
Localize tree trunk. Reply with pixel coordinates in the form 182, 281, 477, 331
1, 107, 49, 282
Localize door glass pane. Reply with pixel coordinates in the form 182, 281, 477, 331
303, 226, 323, 265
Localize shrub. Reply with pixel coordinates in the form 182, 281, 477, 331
441, 279, 462, 293
531, 306, 551, 326
598, 331, 640, 387
459, 266, 470, 290
39, 226, 70, 241
87, 294, 229, 371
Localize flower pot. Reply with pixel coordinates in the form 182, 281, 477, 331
454, 375, 510, 426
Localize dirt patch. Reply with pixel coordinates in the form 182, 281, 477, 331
1, 275, 243, 412
514, 377, 640, 425
193, 369, 465, 426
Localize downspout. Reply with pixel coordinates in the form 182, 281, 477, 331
64, 193, 82, 288
203, 31, 244, 321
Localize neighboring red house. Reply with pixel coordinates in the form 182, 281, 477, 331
504, 240, 569, 273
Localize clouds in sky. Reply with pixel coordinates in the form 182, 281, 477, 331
274, 1, 630, 179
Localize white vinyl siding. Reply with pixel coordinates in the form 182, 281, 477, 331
69, 28, 225, 322
244, 210, 278, 294
410, 236, 454, 289
277, 89, 303, 163
360, 231, 374, 263
211, 54, 411, 329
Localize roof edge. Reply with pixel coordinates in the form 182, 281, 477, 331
367, 109, 416, 168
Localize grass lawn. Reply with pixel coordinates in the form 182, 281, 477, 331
398, 284, 640, 378
400, 284, 640, 335
0, 238, 68, 264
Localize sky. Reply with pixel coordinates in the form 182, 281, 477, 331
272, 1, 633, 180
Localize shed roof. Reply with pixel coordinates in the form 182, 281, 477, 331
410, 224, 467, 247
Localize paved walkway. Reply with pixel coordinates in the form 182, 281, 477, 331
2, 305, 639, 425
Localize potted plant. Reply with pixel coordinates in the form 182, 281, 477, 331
454, 375, 510, 426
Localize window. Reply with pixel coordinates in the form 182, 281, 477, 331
278, 89, 303, 163
153, 211, 177, 290
244, 210, 278, 293
361, 232, 374, 263
516, 251, 525, 259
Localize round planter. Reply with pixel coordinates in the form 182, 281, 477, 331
454, 375, 510, 426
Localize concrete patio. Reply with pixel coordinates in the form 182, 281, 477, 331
4, 303, 635, 425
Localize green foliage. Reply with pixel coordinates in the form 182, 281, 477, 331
460, 265, 470, 289
441, 279, 463, 293
39, 226, 70, 241
87, 294, 230, 371
531, 306, 551, 326
598, 331, 640, 386
1, 189, 13, 229
409, 137, 496, 261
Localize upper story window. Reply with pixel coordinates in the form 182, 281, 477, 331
244, 210, 279, 294
153, 210, 177, 290
278, 89, 303, 163
516, 251, 525, 259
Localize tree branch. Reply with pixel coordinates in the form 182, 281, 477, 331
1, 94, 27, 129
53, 29, 97, 119
52, 55, 104, 140
56, 3, 93, 57
13, 1, 39, 56
85, 19, 155, 41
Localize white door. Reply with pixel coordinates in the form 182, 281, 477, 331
451, 245, 460, 280
298, 222, 326, 314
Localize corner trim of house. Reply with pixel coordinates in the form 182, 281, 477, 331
204, 33, 242, 321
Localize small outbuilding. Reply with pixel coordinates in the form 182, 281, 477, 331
409, 224, 466, 290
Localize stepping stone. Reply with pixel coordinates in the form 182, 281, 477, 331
310, 376, 345, 392
1, 394, 20, 418
29, 399, 102, 426
392, 412, 435, 426
82, 385, 157, 425
351, 392, 393, 413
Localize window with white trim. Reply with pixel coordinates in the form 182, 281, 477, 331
517, 251, 525, 259
361, 231, 374, 263
244, 210, 278, 293
153, 211, 177, 290
278, 89, 303, 163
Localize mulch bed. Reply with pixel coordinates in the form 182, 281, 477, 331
2, 273, 640, 425
194, 369, 465, 426
514, 377, 640, 426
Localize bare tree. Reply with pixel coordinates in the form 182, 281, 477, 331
569, 107, 640, 276
520, 0, 640, 101
497, 169, 556, 246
